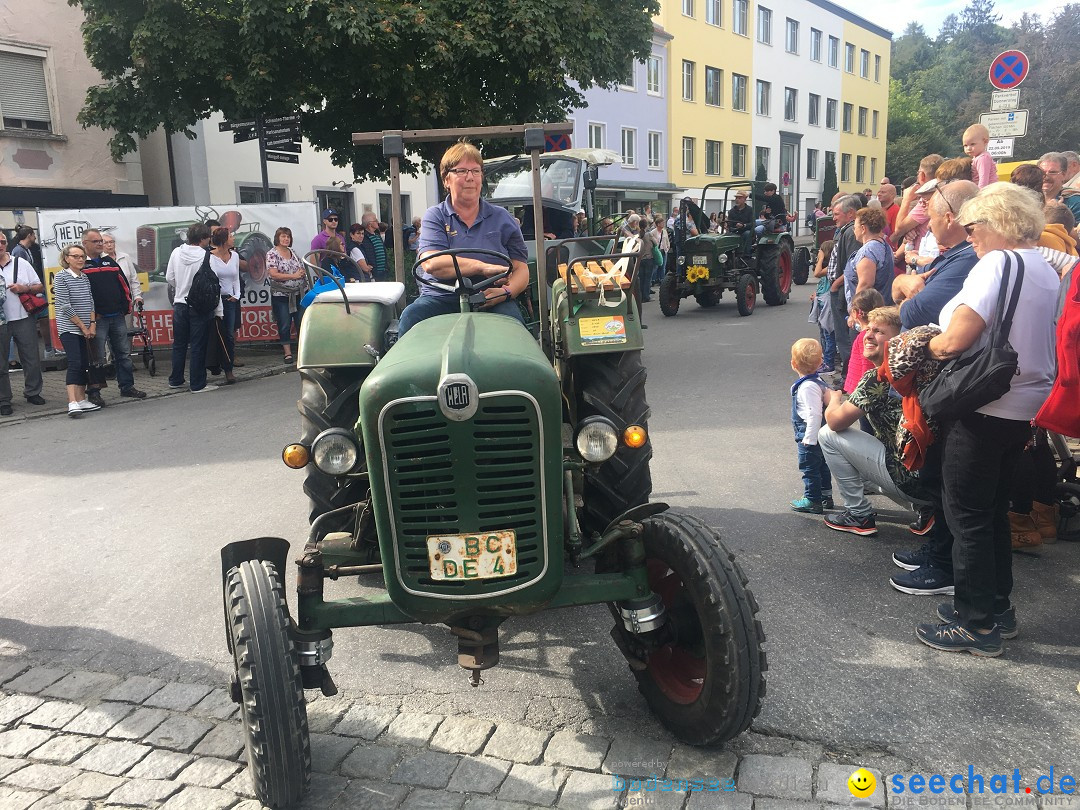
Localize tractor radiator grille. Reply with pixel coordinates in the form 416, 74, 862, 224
381, 395, 546, 595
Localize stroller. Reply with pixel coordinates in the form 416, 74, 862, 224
127, 301, 156, 376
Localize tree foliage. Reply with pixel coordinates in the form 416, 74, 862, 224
823, 153, 838, 204
886, 1, 1080, 179
71, 0, 659, 179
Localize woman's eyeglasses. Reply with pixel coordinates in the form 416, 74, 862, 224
447, 168, 482, 177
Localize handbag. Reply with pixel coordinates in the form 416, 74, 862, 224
918, 251, 1025, 422
12, 258, 47, 316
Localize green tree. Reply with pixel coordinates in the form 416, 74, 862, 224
72, 0, 659, 179
823, 153, 838, 203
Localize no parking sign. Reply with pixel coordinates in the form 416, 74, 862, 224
989, 50, 1030, 90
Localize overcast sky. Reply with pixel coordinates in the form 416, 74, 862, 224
858, 0, 1069, 39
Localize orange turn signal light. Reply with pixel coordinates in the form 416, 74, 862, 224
623, 425, 648, 448
282, 444, 310, 469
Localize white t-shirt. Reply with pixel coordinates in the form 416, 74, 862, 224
210, 251, 241, 298
938, 248, 1059, 420
0, 255, 34, 323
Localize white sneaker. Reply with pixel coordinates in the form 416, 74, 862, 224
77, 399, 101, 412
192, 385, 219, 393
68, 402, 83, 418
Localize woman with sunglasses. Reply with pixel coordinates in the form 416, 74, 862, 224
915, 182, 1060, 657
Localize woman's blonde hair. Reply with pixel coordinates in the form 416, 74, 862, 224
958, 181, 1046, 245
440, 141, 483, 179
59, 244, 86, 268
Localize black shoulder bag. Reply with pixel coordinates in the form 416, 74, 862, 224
919, 251, 1024, 422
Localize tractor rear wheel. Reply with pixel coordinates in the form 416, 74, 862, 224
736, 274, 757, 317
577, 351, 652, 535
226, 560, 311, 808
622, 511, 767, 745
298, 368, 368, 542
758, 242, 792, 306
659, 273, 681, 317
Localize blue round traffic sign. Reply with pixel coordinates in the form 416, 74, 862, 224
989, 50, 1029, 90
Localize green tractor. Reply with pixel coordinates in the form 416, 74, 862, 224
659, 180, 795, 317
219, 125, 766, 809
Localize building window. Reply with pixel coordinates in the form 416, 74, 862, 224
648, 131, 662, 169
756, 80, 770, 116
826, 98, 837, 129
0, 49, 53, 132
682, 0, 694, 16
842, 102, 853, 132
786, 19, 799, 53
620, 65, 636, 91
705, 66, 723, 106
706, 140, 723, 175
706, 0, 722, 26
807, 148, 819, 180
872, 110, 879, 138
810, 28, 822, 61
588, 122, 605, 149
647, 56, 662, 95
732, 73, 748, 111
857, 106, 867, 136
756, 146, 770, 177
841, 153, 851, 182
871, 157, 878, 183
732, 143, 747, 177
682, 137, 695, 173
828, 36, 839, 68
784, 87, 797, 122
733, 0, 748, 35
845, 42, 855, 73
856, 155, 866, 183
874, 54, 881, 82
860, 49, 870, 78
239, 185, 286, 204
621, 127, 637, 167
682, 60, 695, 101
377, 192, 410, 227
808, 93, 820, 126
757, 7, 772, 44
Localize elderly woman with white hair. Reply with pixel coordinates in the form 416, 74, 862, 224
916, 182, 1060, 657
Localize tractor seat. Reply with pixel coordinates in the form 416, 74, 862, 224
313, 282, 405, 306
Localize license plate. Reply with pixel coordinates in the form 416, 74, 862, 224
692, 255, 709, 265
427, 531, 518, 581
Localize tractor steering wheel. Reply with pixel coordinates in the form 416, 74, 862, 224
411, 248, 514, 308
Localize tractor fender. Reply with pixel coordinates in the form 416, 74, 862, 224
220, 537, 291, 654
601, 502, 671, 536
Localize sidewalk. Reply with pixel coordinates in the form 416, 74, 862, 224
0, 345, 292, 427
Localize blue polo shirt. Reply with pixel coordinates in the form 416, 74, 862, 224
899, 241, 978, 331
416, 197, 527, 298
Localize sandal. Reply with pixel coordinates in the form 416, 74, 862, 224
283, 354, 294, 364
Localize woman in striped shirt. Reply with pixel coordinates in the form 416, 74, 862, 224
53, 244, 101, 417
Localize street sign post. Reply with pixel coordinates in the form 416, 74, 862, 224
989, 50, 1030, 90
987, 138, 1014, 159
991, 90, 1020, 111
979, 110, 1029, 138
220, 112, 303, 198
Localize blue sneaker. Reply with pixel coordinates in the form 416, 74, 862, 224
892, 541, 933, 571
791, 497, 823, 514
890, 565, 954, 595
916, 620, 1002, 657
937, 602, 1018, 639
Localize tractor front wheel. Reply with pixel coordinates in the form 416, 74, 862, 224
793, 247, 811, 285
659, 273, 681, 317
624, 511, 767, 745
736, 274, 756, 317
226, 560, 311, 808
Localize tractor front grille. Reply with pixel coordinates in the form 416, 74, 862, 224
380, 394, 547, 598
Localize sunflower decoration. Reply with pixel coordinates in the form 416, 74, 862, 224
685, 264, 710, 283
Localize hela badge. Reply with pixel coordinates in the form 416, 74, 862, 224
437, 374, 478, 421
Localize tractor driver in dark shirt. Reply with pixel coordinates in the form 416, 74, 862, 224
754, 182, 796, 236
726, 189, 755, 255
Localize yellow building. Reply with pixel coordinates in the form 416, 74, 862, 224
837, 19, 891, 194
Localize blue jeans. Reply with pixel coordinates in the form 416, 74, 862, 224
169, 303, 213, 391
653, 252, 667, 285
796, 442, 833, 503
271, 296, 303, 347
91, 313, 135, 391
638, 259, 655, 302
220, 298, 239, 372
398, 294, 524, 338
819, 327, 836, 370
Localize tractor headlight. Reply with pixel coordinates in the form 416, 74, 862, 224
311, 428, 361, 475
718, 254, 728, 264
575, 417, 619, 463
677, 255, 686, 266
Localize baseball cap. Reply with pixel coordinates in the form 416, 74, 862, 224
735, 190, 748, 198
321, 208, 339, 219
914, 178, 940, 195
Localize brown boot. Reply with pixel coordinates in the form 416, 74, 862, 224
1031, 501, 1059, 543
1010, 511, 1042, 550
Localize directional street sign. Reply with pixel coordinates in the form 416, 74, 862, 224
263, 114, 299, 127
987, 138, 1014, 159
979, 109, 1029, 138
265, 151, 300, 164
232, 126, 258, 144
989, 50, 1030, 90
991, 90, 1020, 111
218, 121, 232, 132
262, 125, 301, 141
263, 140, 301, 153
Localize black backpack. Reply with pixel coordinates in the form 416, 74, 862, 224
187, 248, 220, 316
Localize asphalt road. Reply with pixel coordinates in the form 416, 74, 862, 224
3, 288, 1079, 779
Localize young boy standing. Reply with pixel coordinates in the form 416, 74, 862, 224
964, 124, 998, 188
790, 338, 833, 514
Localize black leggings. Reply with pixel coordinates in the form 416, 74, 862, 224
58, 331, 89, 386
1010, 429, 1057, 513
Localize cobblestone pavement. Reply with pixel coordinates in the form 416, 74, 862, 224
1, 651, 1073, 810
